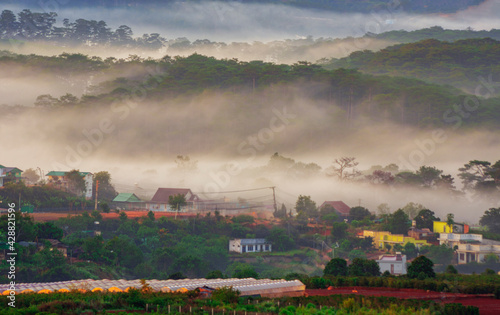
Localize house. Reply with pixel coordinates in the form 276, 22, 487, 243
319, 201, 351, 218
439, 233, 483, 248
112, 193, 144, 210
146, 188, 200, 212
408, 227, 435, 241
456, 241, 500, 264
376, 253, 407, 275
229, 239, 272, 253
46, 171, 93, 199
362, 230, 391, 247
0, 165, 23, 187
361, 230, 428, 249
433, 221, 469, 234
380, 233, 428, 250
40, 239, 68, 257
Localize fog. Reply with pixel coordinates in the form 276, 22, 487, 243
1, 84, 499, 223
1, 1, 499, 223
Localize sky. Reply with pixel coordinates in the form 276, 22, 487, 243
2, 0, 500, 42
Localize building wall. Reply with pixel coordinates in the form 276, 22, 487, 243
362, 230, 391, 248
380, 234, 428, 249
229, 239, 272, 253
433, 222, 453, 234
84, 174, 93, 200
457, 243, 500, 264
378, 261, 407, 275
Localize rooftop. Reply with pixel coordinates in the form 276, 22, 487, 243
151, 188, 199, 203
320, 201, 350, 215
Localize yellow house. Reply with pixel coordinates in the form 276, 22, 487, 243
433, 221, 470, 234
362, 230, 428, 249
362, 230, 391, 247
381, 234, 428, 249
433, 221, 453, 233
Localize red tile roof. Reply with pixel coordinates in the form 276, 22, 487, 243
151, 188, 199, 203
320, 201, 351, 215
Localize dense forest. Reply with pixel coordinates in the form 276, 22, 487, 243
3, 50, 498, 128
323, 38, 500, 96
370, 26, 500, 43
4, 0, 487, 13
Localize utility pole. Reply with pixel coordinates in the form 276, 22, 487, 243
271, 186, 277, 213
94, 180, 99, 211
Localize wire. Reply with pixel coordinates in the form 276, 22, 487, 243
193, 186, 274, 194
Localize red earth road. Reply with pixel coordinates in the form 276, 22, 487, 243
306, 287, 500, 315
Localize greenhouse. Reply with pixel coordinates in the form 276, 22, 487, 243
0, 278, 305, 297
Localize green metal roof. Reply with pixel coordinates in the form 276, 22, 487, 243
112, 193, 142, 203
46, 171, 91, 176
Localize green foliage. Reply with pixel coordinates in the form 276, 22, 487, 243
331, 222, 348, 240
295, 195, 318, 218
384, 209, 410, 235
168, 193, 186, 211
65, 169, 86, 196
267, 226, 295, 251
408, 255, 436, 279
231, 215, 255, 224
480, 208, 500, 233
348, 258, 380, 277
445, 265, 458, 274
422, 244, 454, 265
348, 249, 367, 260
415, 209, 440, 230
403, 242, 417, 259
94, 171, 118, 201
206, 270, 224, 279
484, 253, 500, 264
230, 263, 259, 279
323, 258, 347, 276
168, 272, 186, 279
349, 206, 371, 221
326, 38, 500, 97
211, 287, 240, 304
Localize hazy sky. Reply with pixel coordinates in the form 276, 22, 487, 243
3, 0, 500, 42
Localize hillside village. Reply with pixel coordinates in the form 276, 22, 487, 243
1, 162, 500, 284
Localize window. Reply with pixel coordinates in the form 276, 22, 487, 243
460, 253, 464, 261
248, 245, 254, 251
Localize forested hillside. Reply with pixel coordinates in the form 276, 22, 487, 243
2, 51, 500, 129
323, 38, 500, 96
370, 26, 500, 43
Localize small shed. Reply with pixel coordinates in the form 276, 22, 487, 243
112, 193, 144, 210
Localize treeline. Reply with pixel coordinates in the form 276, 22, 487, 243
7, 52, 496, 128
323, 38, 500, 96
370, 26, 500, 43
0, 9, 164, 49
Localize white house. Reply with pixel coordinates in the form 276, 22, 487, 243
146, 188, 200, 212
439, 233, 483, 248
376, 253, 407, 275
457, 241, 500, 264
229, 239, 272, 253
46, 171, 93, 199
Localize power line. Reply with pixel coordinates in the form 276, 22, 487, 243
193, 187, 274, 194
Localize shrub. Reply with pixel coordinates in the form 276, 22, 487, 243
445, 265, 458, 274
